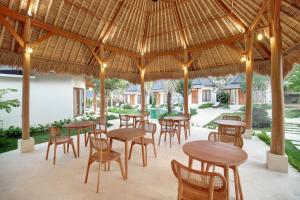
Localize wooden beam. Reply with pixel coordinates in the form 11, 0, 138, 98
254, 41, 271, 58
0, 14, 24, 48
226, 43, 245, 55
214, 0, 247, 30
30, 31, 55, 47
248, 0, 268, 33
87, 45, 103, 65
0, 6, 140, 58
183, 49, 189, 115
146, 34, 244, 58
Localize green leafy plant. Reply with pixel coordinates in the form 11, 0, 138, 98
190, 108, 197, 116
0, 89, 20, 113
257, 131, 271, 145
252, 107, 271, 128
216, 91, 229, 104
123, 104, 133, 109
198, 103, 213, 109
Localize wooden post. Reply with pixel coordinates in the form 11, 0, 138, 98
140, 70, 145, 112
244, 33, 254, 138
22, 17, 31, 140
100, 66, 105, 118
267, 0, 288, 172
183, 50, 189, 114
93, 88, 97, 113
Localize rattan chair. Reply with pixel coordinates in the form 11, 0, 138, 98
208, 125, 244, 148
86, 117, 107, 146
129, 122, 157, 165
222, 115, 241, 121
171, 160, 227, 200
135, 111, 150, 126
179, 113, 191, 139
84, 137, 125, 193
119, 114, 134, 128
159, 118, 180, 148
45, 126, 77, 165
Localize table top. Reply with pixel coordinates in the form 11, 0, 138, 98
214, 120, 246, 127
127, 113, 147, 117
183, 140, 248, 166
106, 128, 145, 141
63, 121, 95, 129
164, 115, 187, 121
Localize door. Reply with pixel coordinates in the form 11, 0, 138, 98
192, 89, 198, 104
130, 95, 135, 106
74, 88, 84, 117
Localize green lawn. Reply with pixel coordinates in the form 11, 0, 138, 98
285, 109, 300, 119
0, 124, 112, 154
285, 140, 300, 172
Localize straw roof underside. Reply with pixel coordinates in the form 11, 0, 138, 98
0, 0, 299, 83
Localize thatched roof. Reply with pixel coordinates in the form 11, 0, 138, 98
0, 0, 299, 83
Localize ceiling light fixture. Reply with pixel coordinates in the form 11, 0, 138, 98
257, 33, 263, 41
240, 55, 246, 62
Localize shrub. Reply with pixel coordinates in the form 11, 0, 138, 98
217, 91, 229, 104
257, 131, 271, 145
107, 114, 118, 120
190, 108, 197, 116
198, 103, 213, 109
252, 107, 271, 128
221, 104, 230, 109
123, 104, 133, 109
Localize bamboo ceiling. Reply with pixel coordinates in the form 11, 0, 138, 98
0, 0, 299, 83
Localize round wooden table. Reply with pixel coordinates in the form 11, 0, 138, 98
183, 140, 248, 200
106, 128, 146, 179
164, 115, 188, 139
63, 121, 95, 157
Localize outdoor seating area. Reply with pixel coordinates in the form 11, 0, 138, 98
0, 0, 300, 199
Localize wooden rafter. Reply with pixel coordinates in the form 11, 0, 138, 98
0, 5, 140, 58
0, 14, 24, 48
226, 43, 245, 55
30, 32, 55, 47
254, 41, 271, 58
146, 33, 244, 58
247, 0, 268, 33
100, 0, 125, 42
141, 7, 150, 53
214, 0, 247, 30
173, 2, 188, 47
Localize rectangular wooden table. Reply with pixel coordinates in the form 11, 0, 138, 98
106, 128, 146, 179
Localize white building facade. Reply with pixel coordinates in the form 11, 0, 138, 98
0, 71, 85, 128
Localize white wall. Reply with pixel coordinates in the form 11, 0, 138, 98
0, 73, 85, 128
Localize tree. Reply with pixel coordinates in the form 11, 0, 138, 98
174, 79, 192, 99
0, 89, 20, 113
240, 73, 268, 93
92, 78, 129, 106
286, 65, 300, 92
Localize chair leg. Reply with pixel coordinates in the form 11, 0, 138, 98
188, 123, 191, 136
84, 132, 88, 147
70, 141, 77, 158
117, 158, 125, 180
46, 142, 51, 160
164, 132, 167, 142
169, 133, 172, 148
184, 126, 187, 140
128, 142, 134, 160
63, 143, 66, 153
67, 143, 69, 153
84, 159, 91, 183
96, 160, 101, 193
153, 140, 157, 158
158, 133, 162, 146
145, 144, 148, 166
53, 144, 57, 165
177, 132, 181, 144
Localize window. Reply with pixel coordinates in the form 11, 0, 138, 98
74, 88, 84, 116
202, 90, 211, 102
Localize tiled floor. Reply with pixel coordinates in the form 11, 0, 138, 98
0, 125, 299, 200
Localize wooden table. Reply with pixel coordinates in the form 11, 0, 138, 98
106, 128, 146, 179
164, 115, 188, 139
127, 113, 148, 127
183, 140, 248, 200
63, 121, 95, 157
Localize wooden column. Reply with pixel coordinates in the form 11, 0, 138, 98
244, 33, 254, 134
269, 0, 285, 155
22, 17, 31, 140
183, 50, 189, 114
100, 66, 105, 118
93, 88, 97, 113
140, 70, 145, 112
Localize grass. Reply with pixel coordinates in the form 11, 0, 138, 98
0, 123, 113, 154
108, 107, 137, 114
285, 109, 300, 119
256, 132, 300, 172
